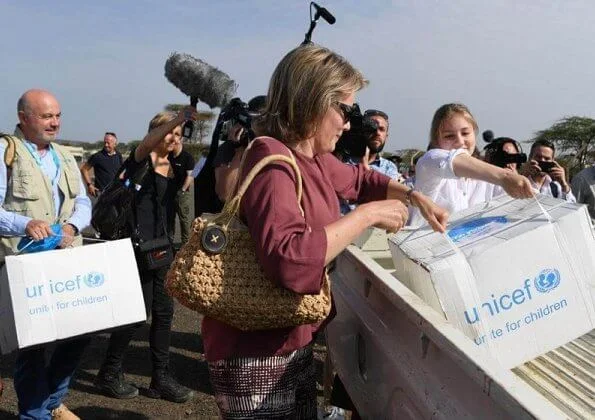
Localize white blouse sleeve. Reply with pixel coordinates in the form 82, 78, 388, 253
414, 148, 468, 193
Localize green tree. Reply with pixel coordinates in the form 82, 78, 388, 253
164, 103, 216, 144
530, 116, 595, 174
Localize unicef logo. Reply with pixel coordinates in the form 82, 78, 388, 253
447, 216, 508, 244
83, 272, 105, 288
534, 269, 561, 293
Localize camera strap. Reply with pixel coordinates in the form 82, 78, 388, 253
550, 182, 560, 199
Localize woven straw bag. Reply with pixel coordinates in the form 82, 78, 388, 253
165, 152, 331, 331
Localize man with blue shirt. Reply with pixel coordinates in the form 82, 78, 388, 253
341, 109, 401, 213
0, 89, 91, 420
363, 109, 399, 176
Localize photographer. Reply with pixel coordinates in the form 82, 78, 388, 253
342, 109, 400, 178
521, 139, 576, 202
193, 95, 265, 217
336, 108, 401, 213
483, 135, 526, 173
213, 95, 266, 202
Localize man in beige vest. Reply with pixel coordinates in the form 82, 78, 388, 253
1, 89, 91, 420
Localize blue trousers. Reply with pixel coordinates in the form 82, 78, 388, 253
14, 336, 90, 420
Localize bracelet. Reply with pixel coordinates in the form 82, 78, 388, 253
406, 188, 415, 206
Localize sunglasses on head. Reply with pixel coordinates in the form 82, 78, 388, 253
334, 102, 356, 123
105, 132, 117, 138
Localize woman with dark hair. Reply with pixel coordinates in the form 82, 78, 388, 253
201, 44, 449, 419
483, 136, 526, 172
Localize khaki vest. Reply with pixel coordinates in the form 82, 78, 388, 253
0, 128, 83, 261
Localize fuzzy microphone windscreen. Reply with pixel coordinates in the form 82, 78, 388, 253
165, 52, 237, 109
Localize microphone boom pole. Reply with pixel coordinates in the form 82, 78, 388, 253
302, 2, 336, 44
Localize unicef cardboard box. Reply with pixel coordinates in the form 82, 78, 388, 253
389, 195, 595, 368
0, 239, 146, 354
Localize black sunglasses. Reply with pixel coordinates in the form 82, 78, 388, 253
334, 102, 356, 123
105, 132, 117, 138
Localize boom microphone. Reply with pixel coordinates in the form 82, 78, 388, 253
165, 52, 237, 138
311, 2, 336, 25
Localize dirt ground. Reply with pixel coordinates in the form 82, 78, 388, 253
0, 197, 333, 419
0, 302, 329, 419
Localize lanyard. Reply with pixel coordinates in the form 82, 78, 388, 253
23, 141, 61, 187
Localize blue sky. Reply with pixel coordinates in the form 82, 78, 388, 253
1, 0, 594, 152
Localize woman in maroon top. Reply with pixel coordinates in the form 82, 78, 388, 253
203, 44, 448, 419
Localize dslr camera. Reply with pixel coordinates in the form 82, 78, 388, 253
334, 103, 378, 158
537, 161, 556, 173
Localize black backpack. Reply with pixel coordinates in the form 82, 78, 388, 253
91, 154, 150, 240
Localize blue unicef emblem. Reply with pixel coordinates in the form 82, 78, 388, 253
447, 216, 508, 243
83, 272, 105, 288
534, 269, 561, 293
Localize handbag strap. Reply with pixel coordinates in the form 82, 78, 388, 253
213, 153, 304, 229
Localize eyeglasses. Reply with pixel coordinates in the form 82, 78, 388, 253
105, 132, 117, 138
334, 102, 356, 124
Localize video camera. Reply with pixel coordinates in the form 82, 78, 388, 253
216, 97, 258, 147
489, 149, 528, 168
334, 103, 378, 158
482, 130, 527, 169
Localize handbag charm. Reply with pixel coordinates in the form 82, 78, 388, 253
201, 225, 227, 254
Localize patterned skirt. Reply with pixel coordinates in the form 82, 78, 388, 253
208, 345, 317, 419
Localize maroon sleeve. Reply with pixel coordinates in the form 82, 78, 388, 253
239, 139, 326, 295
320, 153, 391, 203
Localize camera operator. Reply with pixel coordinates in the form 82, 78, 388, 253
193, 95, 265, 217
345, 109, 400, 178
520, 139, 576, 202
483, 136, 526, 173
213, 95, 266, 202
336, 107, 401, 213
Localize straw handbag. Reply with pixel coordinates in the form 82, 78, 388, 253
165, 152, 331, 331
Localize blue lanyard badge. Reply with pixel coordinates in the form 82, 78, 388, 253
23, 142, 61, 186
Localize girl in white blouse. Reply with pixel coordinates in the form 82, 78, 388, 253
408, 103, 534, 226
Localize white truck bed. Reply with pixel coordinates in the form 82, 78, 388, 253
327, 234, 594, 419
514, 332, 594, 418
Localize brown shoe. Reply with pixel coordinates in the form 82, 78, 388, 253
50, 404, 80, 420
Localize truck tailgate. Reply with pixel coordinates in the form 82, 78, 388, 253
328, 245, 575, 419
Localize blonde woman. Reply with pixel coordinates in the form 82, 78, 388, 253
202, 44, 448, 419
95, 108, 197, 403
408, 103, 534, 226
